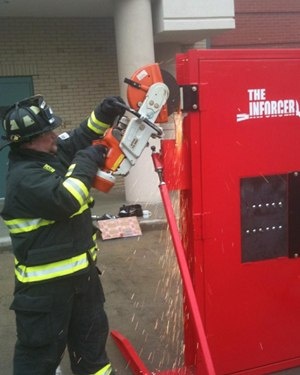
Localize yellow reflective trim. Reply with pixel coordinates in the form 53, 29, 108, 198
4, 204, 91, 234
63, 177, 89, 205
91, 233, 98, 260
112, 154, 125, 171
4, 217, 55, 234
15, 253, 89, 283
91, 363, 113, 375
65, 163, 75, 177
87, 111, 110, 135
14, 242, 98, 283
89, 245, 98, 261
70, 203, 89, 218
43, 163, 55, 173
88, 196, 94, 205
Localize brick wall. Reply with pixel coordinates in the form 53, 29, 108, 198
0, 18, 120, 130
210, 0, 300, 48
0, 17, 126, 191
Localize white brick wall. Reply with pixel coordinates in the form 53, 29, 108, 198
0, 17, 120, 130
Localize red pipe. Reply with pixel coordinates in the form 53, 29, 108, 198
151, 149, 216, 375
110, 330, 151, 375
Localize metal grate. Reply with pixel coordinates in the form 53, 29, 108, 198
240, 174, 288, 262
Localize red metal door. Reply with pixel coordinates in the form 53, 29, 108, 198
175, 50, 300, 374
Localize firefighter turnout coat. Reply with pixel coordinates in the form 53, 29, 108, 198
1, 114, 109, 284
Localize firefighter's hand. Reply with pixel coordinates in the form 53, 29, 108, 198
94, 96, 126, 126
81, 145, 108, 168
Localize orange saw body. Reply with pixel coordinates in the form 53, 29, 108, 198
93, 128, 125, 172
126, 63, 169, 123
92, 63, 179, 192
92, 126, 126, 192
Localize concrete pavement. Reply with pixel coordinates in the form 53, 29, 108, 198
1, 189, 300, 374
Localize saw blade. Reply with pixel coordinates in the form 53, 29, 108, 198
161, 69, 180, 115
125, 63, 180, 123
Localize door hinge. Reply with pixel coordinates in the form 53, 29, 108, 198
180, 84, 199, 112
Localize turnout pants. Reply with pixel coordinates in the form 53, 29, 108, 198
10, 265, 111, 375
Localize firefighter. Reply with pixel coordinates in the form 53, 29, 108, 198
0, 94, 125, 375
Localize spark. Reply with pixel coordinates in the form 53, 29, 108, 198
118, 201, 184, 369
259, 174, 270, 183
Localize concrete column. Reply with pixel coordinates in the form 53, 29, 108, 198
113, 0, 161, 204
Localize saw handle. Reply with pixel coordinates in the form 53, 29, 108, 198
92, 128, 126, 193
124, 78, 149, 92
114, 102, 163, 137
92, 128, 124, 172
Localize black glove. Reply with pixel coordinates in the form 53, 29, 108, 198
94, 96, 126, 126
80, 145, 108, 168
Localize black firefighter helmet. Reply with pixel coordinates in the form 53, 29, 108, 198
0, 95, 62, 150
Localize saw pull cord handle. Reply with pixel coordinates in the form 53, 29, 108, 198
151, 148, 217, 375
124, 77, 149, 92
114, 101, 163, 137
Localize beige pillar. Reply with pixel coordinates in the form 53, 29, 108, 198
113, 0, 161, 204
